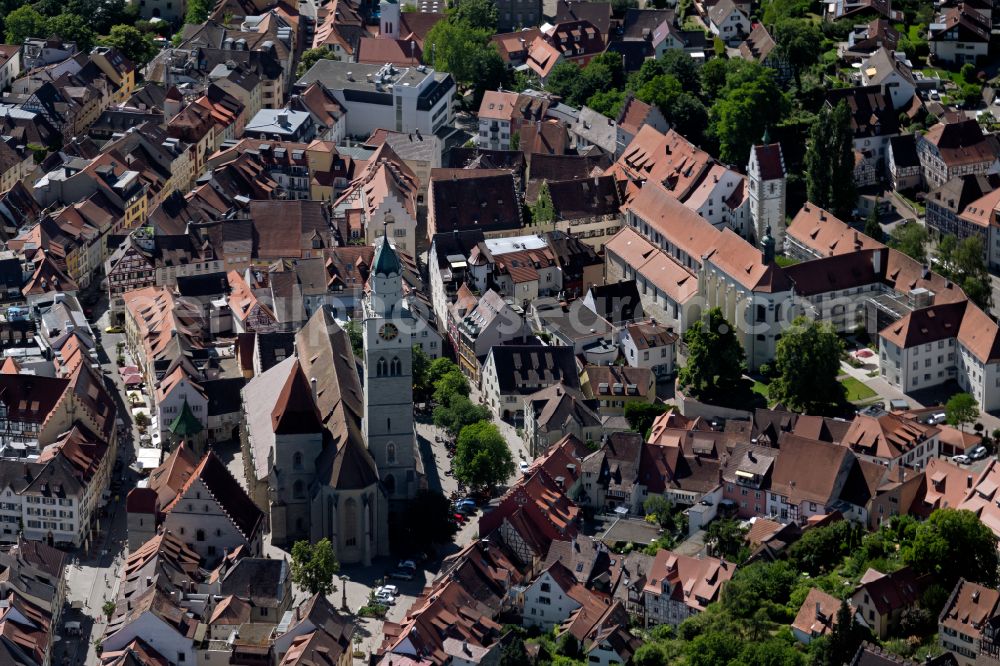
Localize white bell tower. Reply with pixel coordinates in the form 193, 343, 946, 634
380, 0, 400, 39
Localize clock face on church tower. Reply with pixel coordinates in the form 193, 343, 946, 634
379, 323, 399, 341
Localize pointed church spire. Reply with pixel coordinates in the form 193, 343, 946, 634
373, 225, 401, 276
761, 126, 771, 145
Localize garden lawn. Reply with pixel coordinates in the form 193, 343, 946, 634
840, 376, 877, 402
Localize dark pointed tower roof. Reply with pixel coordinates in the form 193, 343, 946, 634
169, 398, 203, 437
372, 235, 401, 276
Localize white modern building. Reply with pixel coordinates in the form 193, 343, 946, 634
297, 60, 456, 138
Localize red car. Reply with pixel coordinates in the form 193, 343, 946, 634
452, 512, 466, 523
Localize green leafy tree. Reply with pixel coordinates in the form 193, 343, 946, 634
864, 203, 883, 242
905, 508, 999, 587
453, 421, 516, 489
762, 0, 812, 24
556, 633, 581, 659
586, 89, 626, 118
389, 489, 458, 554
424, 21, 507, 101
450, 0, 498, 30
685, 631, 742, 666
297, 47, 339, 77
530, 181, 555, 226
961, 62, 977, 84
825, 600, 867, 665
663, 93, 708, 143
184, 0, 212, 24
5, 6, 49, 44
290, 538, 340, 596
699, 58, 730, 102
678, 308, 746, 403
788, 521, 859, 576
708, 61, 787, 164
721, 561, 799, 619
773, 18, 822, 88
888, 221, 928, 264
643, 494, 674, 528
805, 101, 856, 220
100, 24, 157, 66
769, 317, 845, 413
412, 344, 431, 402
344, 319, 363, 357
632, 643, 670, 666
624, 401, 668, 437
630, 50, 700, 94
942, 236, 993, 310
427, 357, 461, 385
66, 0, 135, 34
544, 61, 587, 104
946, 392, 979, 433
46, 13, 97, 51
498, 637, 532, 666
433, 369, 471, 405
433, 394, 491, 437
706, 518, 748, 560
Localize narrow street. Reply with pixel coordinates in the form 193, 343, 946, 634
54, 297, 141, 666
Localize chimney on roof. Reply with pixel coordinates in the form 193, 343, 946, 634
969, 475, 974, 489
815, 601, 823, 620
311, 377, 318, 402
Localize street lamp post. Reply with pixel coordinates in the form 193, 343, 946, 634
341, 574, 350, 612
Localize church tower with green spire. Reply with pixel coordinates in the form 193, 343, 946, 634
362, 232, 418, 500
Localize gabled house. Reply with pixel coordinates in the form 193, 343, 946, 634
938, 578, 1000, 665
159, 451, 264, 565
739, 25, 791, 82
643, 549, 734, 626
791, 588, 846, 644
522, 561, 593, 630
929, 5, 990, 65
916, 119, 1000, 190
859, 48, 916, 111
705, 0, 750, 46
523, 385, 602, 457
481, 344, 580, 422
850, 567, 925, 638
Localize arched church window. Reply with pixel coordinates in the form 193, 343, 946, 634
293, 452, 303, 470
344, 498, 358, 547
391, 357, 401, 376
377, 357, 387, 377
387, 442, 396, 464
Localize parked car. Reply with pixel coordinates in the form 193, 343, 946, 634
519, 461, 530, 473
389, 570, 414, 581
104, 325, 123, 334
953, 454, 971, 464
378, 584, 399, 596
452, 512, 466, 523
398, 560, 417, 571
970, 446, 989, 460
455, 499, 476, 512
375, 591, 395, 605
929, 412, 947, 425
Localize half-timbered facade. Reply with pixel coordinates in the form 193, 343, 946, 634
105, 233, 156, 314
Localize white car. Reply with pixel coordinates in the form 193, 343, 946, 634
378, 584, 399, 596
375, 591, 395, 605
519, 461, 530, 473
970, 446, 989, 460
953, 454, 971, 465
